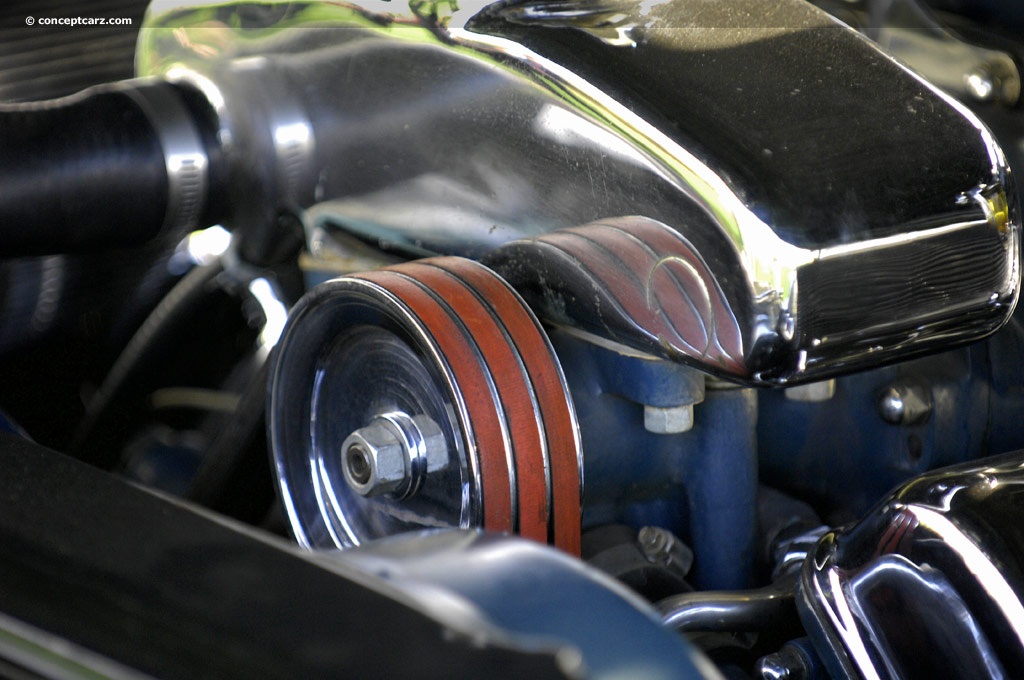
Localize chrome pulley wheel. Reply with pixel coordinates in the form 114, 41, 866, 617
269, 257, 583, 554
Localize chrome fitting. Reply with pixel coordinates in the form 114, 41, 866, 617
878, 382, 932, 426
341, 412, 448, 498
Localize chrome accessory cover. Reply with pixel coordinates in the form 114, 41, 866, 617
798, 452, 1024, 679
140, 0, 1019, 385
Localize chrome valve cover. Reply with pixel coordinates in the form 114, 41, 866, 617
139, 0, 1019, 385
799, 452, 1024, 679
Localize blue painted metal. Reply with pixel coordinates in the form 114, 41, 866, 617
549, 308, 1024, 589
758, 349, 984, 521
758, 311, 1024, 523
684, 387, 758, 591
550, 330, 757, 590
342, 530, 720, 680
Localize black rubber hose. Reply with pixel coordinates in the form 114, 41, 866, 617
0, 80, 216, 255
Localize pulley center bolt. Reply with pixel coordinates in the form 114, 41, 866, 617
341, 412, 449, 498
345, 444, 373, 486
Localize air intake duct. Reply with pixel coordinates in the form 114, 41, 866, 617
0, 80, 219, 255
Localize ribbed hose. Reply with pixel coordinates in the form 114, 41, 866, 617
0, 80, 215, 255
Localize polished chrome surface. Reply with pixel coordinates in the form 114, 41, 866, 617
771, 525, 830, 581
814, 0, 1021, 106
269, 278, 479, 548
140, 0, 1019, 385
755, 643, 815, 680
658, 574, 798, 634
798, 451, 1024, 679
486, 216, 748, 377
269, 256, 584, 551
876, 381, 932, 426
340, 412, 448, 498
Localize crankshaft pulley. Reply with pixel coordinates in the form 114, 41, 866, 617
270, 257, 582, 553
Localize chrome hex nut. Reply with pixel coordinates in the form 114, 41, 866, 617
341, 421, 409, 497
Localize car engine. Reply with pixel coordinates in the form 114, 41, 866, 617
1, 0, 1024, 677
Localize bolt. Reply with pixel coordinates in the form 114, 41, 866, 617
757, 653, 792, 680
638, 526, 694, 575
341, 412, 450, 498
638, 525, 670, 559
784, 379, 836, 403
756, 644, 811, 680
341, 421, 409, 497
411, 414, 450, 474
878, 382, 931, 426
644, 404, 694, 434
346, 444, 373, 485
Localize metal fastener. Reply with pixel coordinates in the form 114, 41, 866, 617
878, 382, 932, 426
644, 404, 695, 434
341, 421, 410, 497
784, 379, 836, 403
341, 412, 450, 498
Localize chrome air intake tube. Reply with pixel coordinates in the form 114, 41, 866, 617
0, 0, 1015, 377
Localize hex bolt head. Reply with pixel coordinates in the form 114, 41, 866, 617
638, 526, 694, 575
644, 404, 695, 434
341, 413, 452, 498
346, 443, 373, 486
412, 414, 450, 473
756, 644, 812, 680
341, 421, 409, 497
638, 525, 670, 559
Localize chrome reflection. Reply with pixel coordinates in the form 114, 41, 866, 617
246, 277, 289, 354
123, 82, 209, 235
658, 574, 799, 635
811, 0, 1021, 106
799, 452, 1024, 679
138, 0, 1019, 384
486, 216, 747, 375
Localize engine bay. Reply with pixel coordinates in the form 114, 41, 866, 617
2, 0, 1024, 677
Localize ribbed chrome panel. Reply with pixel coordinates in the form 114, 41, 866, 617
797, 220, 1011, 351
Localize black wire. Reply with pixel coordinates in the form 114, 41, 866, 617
68, 261, 224, 468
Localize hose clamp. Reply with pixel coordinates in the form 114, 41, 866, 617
124, 82, 208, 235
